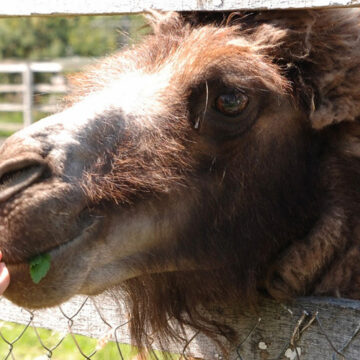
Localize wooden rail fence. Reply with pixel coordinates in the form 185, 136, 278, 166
0, 62, 66, 128
0, 58, 95, 133
0, 0, 360, 15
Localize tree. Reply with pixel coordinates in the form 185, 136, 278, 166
0, 15, 146, 60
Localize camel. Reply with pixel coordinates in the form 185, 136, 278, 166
0, 8, 360, 348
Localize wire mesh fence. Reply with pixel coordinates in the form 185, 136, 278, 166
1, 295, 360, 359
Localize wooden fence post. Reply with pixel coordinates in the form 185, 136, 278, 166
23, 63, 33, 126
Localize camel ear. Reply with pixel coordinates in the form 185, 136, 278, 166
145, 11, 227, 34
309, 73, 360, 130
144, 10, 183, 34
250, 9, 360, 130
303, 11, 360, 130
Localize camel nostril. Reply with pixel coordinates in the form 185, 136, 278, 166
0, 154, 47, 203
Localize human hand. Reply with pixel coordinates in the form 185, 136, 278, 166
0, 251, 10, 295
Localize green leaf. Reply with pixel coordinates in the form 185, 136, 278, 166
29, 254, 51, 284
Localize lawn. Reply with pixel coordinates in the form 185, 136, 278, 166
0, 111, 51, 138
0, 321, 134, 359
0, 321, 180, 359
0, 112, 23, 124
0, 130, 13, 138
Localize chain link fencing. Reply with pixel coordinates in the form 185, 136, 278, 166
0, 295, 360, 359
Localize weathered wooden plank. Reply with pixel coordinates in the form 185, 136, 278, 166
22, 64, 33, 126
0, 123, 23, 132
0, 62, 63, 73
29, 62, 63, 72
0, 85, 25, 93
35, 105, 60, 113
0, 0, 359, 17
0, 64, 27, 73
0, 104, 24, 112
34, 84, 67, 93
1, 295, 360, 359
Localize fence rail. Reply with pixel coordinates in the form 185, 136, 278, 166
0, 59, 94, 131
0, 62, 66, 128
1, 0, 360, 16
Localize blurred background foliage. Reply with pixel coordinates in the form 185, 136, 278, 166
0, 15, 146, 59
0, 15, 147, 137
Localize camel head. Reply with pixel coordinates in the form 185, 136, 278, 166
1, 9, 360, 345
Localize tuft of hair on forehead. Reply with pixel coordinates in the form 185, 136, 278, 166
168, 25, 290, 97
145, 10, 185, 35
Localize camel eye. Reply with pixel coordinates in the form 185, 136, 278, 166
215, 92, 248, 117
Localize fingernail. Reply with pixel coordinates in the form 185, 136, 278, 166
0, 263, 9, 278
0, 264, 10, 292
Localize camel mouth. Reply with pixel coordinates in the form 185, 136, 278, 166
45, 212, 101, 258
46, 209, 100, 253
4, 212, 104, 307
5, 208, 101, 266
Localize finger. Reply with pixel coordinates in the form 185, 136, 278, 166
0, 251, 2, 262
0, 263, 10, 294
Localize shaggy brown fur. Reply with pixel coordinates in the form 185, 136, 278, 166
1, 8, 360, 355
71, 9, 360, 348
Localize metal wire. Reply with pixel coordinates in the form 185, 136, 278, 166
0, 296, 360, 360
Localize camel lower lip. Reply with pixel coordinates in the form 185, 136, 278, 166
7, 215, 101, 266
48, 216, 99, 256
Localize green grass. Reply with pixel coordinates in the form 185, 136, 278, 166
0, 112, 51, 139
0, 321, 180, 360
0, 129, 13, 137
0, 112, 23, 124
0, 111, 48, 124
0, 321, 134, 359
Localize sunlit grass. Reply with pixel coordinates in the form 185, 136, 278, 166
0, 112, 23, 124
0, 321, 180, 360
0, 129, 13, 137
0, 111, 49, 123
0, 111, 52, 139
